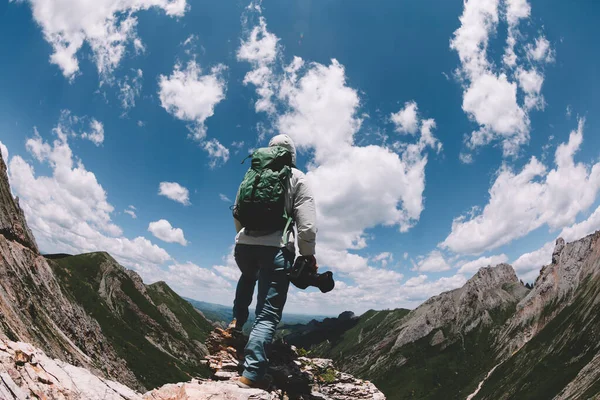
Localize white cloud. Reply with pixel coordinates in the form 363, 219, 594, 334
457, 254, 508, 275
19, 0, 187, 79
237, 17, 279, 114
413, 250, 451, 272
442, 120, 600, 254
459, 152, 474, 164
234, 5, 447, 314
212, 251, 241, 282
124, 205, 137, 219
527, 36, 555, 63
158, 181, 190, 205
7, 122, 171, 270
274, 60, 441, 249
0, 141, 8, 162
219, 193, 232, 203
142, 261, 234, 306
158, 61, 226, 141
503, 0, 531, 67
558, 204, 600, 243
204, 139, 230, 169
372, 252, 393, 267
118, 69, 143, 110
390, 101, 419, 135
451, 0, 552, 157
517, 68, 545, 110
513, 241, 553, 274
81, 119, 105, 146
148, 219, 187, 246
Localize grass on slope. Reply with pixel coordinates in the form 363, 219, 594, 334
474, 276, 600, 400
48, 252, 210, 389
147, 282, 214, 342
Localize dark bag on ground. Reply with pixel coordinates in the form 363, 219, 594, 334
289, 256, 335, 293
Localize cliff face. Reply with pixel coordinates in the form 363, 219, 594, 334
0, 154, 37, 252
473, 233, 600, 400
284, 264, 529, 400
285, 234, 600, 400
0, 155, 140, 389
0, 154, 213, 392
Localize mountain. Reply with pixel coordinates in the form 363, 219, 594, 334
0, 325, 386, 400
472, 234, 600, 399
285, 237, 600, 400
47, 252, 212, 389
184, 297, 331, 329
286, 264, 529, 399
278, 310, 363, 350
0, 153, 212, 391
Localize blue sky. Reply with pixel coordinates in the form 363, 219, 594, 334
1, 0, 599, 315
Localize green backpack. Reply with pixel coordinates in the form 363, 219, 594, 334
233, 146, 294, 232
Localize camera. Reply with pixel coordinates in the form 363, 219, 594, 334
289, 256, 335, 293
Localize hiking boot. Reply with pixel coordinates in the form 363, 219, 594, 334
235, 376, 271, 390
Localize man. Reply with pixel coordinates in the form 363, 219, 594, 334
231, 134, 317, 388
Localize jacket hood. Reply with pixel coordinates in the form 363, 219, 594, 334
269, 134, 297, 166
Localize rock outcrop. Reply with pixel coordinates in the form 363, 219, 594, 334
0, 339, 141, 400
151, 327, 385, 400
0, 154, 37, 252
495, 233, 600, 357
0, 328, 386, 400
0, 152, 213, 392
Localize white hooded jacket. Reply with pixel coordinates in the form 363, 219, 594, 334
234, 135, 317, 256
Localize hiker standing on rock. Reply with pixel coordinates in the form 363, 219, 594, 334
230, 134, 318, 389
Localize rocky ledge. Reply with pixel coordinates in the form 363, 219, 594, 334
0, 329, 385, 400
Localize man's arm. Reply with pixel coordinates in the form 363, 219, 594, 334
293, 173, 317, 256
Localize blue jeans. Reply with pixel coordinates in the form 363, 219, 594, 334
233, 244, 293, 382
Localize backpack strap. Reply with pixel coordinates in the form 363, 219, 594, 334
281, 211, 294, 244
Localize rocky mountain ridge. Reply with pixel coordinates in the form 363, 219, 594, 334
0, 328, 386, 399
0, 153, 213, 391
285, 235, 600, 399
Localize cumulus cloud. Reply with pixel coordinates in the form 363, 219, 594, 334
527, 36, 555, 63
158, 61, 227, 141
390, 101, 419, 135
148, 219, 187, 246
372, 252, 393, 267
451, 0, 552, 157
158, 181, 190, 205
457, 254, 509, 275
512, 241, 553, 279
204, 139, 230, 169
141, 261, 234, 305
17, 0, 187, 79
233, 4, 445, 312
442, 120, 600, 254
81, 119, 105, 146
237, 17, 279, 114
413, 251, 451, 272
7, 120, 171, 270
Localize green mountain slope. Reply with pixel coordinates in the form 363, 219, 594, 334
48, 252, 211, 389
146, 281, 214, 342
474, 235, 600, 400
287, 265, 529, 400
